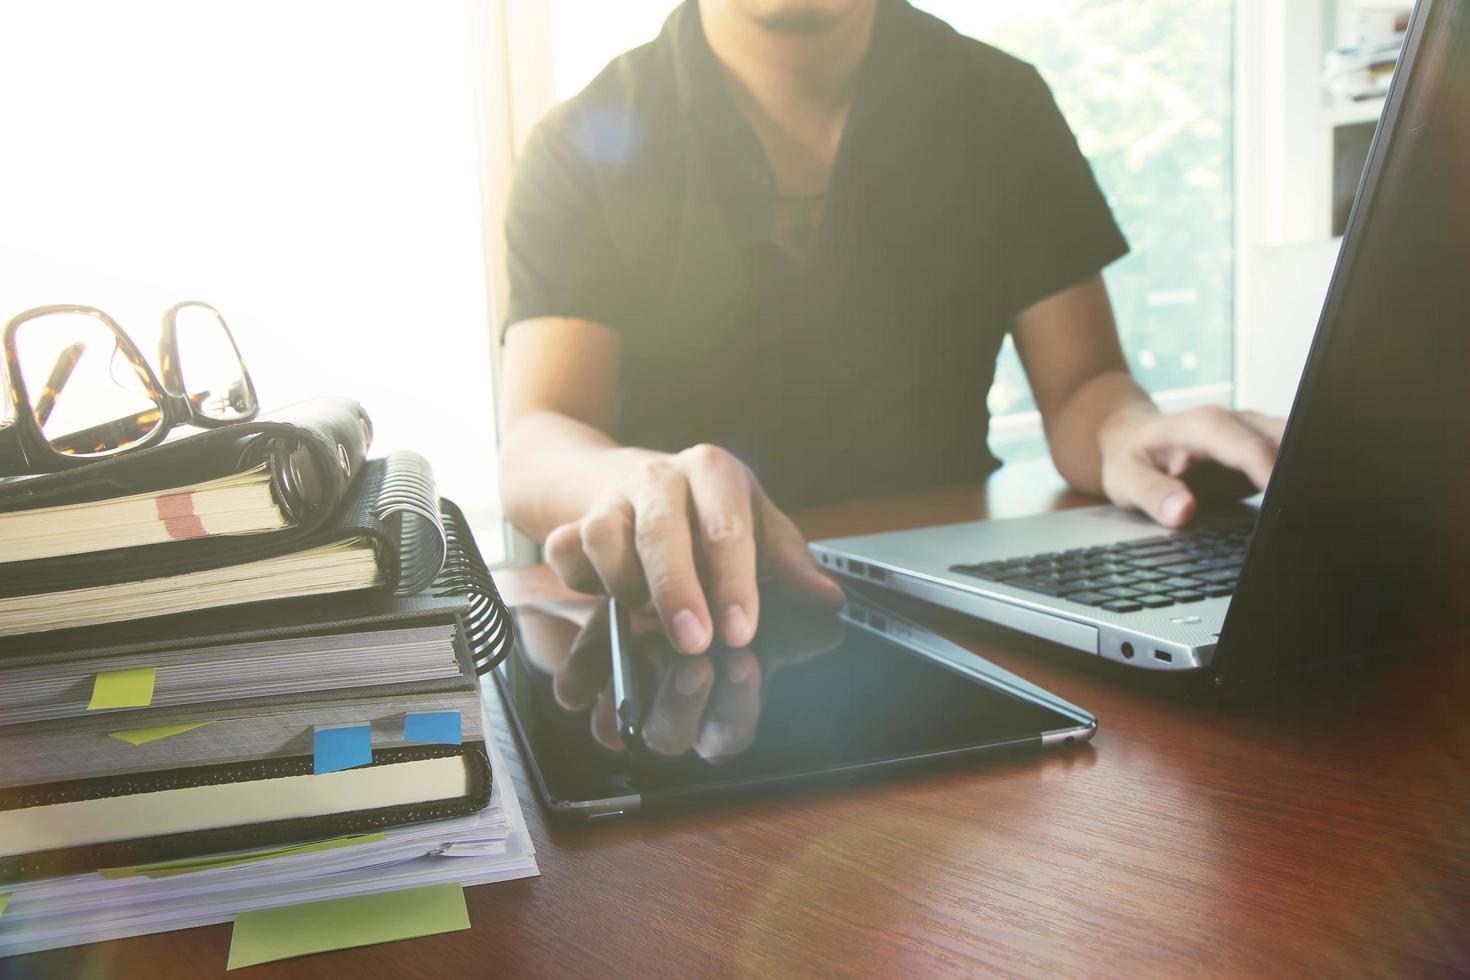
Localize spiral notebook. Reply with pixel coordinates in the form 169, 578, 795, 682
0, 397, 375, 564
0, 498, 514, 670
0, 452, 449, 641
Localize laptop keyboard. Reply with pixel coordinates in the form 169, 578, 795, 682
949, 521, 1252, 614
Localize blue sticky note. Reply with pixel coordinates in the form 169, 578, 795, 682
403, 711, 461, 746
313, 725, 372, 775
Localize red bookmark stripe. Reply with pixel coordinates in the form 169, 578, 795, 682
156, 492, 207, 540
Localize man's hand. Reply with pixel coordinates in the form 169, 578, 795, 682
1099, 405, 1287, 528
543, 443, 844, 655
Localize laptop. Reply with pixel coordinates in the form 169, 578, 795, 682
811, 0, 1470, 687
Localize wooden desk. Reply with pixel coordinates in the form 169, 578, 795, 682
17, 464, 1469, 977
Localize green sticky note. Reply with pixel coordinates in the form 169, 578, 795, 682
88, 667, 156, 710
0, 893, 11, 918
98, 834, 386, 880
107, 721, 210, 746
226, 883, 470, 970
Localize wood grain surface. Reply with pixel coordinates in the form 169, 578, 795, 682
10, 462, 1468, 978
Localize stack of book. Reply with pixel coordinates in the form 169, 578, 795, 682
0, 398, 536, 958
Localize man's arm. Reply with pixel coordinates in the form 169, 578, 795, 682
498, 316, 843, 656
497, 316, 641, 539
1015, 274, 1285, 527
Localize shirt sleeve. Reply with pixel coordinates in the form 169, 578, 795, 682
502, 106, 633, 335
1002, 66, 1130, 316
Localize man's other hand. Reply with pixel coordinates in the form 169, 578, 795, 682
543, 443, 845, 654
1099, 405, 1287, 528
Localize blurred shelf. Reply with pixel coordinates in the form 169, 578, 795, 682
1321, 95, 1388, 128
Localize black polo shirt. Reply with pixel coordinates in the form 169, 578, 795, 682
504, 0, 1128, 510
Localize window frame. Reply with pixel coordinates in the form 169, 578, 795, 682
472, 0, 551, 567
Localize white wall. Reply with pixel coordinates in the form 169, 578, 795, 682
1234, 0, 1394, 418
1235, 0, 1320, 416
1236, 239, 1341, 416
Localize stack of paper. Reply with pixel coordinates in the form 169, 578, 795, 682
0, 465, 289, 565
0, 538, 385, 637
2, 625, 462, 726
0, 695, 536, 958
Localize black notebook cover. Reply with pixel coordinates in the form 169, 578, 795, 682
0, 742, 492, 884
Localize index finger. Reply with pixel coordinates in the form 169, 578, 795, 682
683, 449, 760, 648
1147, 408, 1278, 491
631, 463, 713, 654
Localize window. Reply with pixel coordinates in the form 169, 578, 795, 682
914, 1, 1236, 442
0, 1, 504, 557
527, 0, 1236, 459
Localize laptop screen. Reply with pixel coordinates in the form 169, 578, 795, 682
1216, 0, 1470, 684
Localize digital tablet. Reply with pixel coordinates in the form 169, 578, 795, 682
495, 590, 1097, 820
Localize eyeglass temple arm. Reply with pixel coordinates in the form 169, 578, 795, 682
32, 342, 87, 429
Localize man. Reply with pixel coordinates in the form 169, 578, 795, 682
499, 0, 1284, 657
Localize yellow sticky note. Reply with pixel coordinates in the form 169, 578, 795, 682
88, 667, 156, 710
0, 893, 11, 918
108, 721, 210, 746
227, 883, 470, 970
99, 834, 387, 880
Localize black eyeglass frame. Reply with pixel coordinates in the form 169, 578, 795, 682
0, 301, 258, 475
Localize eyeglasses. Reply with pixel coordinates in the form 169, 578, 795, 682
0, 301, 258, 476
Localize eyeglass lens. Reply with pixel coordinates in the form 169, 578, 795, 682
12, 312, 163, 457
171, 305, 254, 422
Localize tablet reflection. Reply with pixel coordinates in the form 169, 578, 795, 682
514, 596, 846, 765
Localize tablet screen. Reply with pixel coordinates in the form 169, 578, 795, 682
498, 593, 1090, 810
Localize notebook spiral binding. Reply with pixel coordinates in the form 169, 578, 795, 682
377, 451, 448, 596
435, 499, 515, 675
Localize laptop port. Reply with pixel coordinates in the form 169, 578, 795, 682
848, 559, 868, 576
865, 565, 887, 583
1153, 649, 1174, 663
1121, 642, 1135, 659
